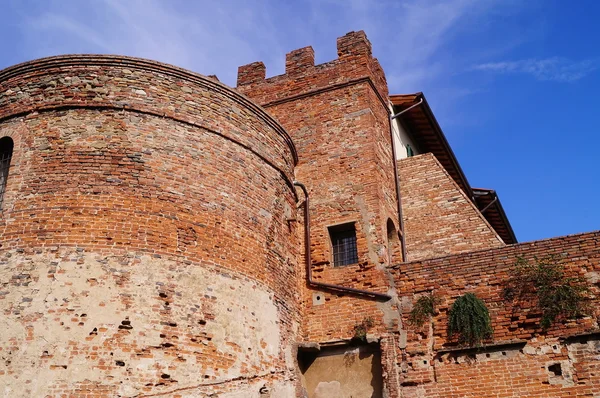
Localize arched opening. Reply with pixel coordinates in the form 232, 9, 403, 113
0, 136, 14, 210
387, 218, 401, 265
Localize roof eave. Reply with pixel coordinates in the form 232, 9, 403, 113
391, 93, 517, 244
472, 188, 518, 244
390, 93, 473, 198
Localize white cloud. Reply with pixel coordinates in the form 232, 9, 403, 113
19, 0, 284, 86
472, 57, 597, 82
15, 0, 521, 92
378, 0, 507, 92
7, 0, 538, 129
32, 13, 112, 52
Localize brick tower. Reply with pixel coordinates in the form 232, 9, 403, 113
0, 56, 300, 396
238, 31, 403, 395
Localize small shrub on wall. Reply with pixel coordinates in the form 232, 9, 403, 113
503, 256, 591, 330
448, 293, 493, 347
353, 317, 374, 341
408, 293, 440, 327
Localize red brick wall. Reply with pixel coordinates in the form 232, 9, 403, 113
390, 231, 600, 397
399, 153, 505, 261
0, 55, 300, 397
2, 35, 596, 398
238, 31, 399, 346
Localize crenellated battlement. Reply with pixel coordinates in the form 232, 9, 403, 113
237, 61, 266, 85
336, 30, 372, 57
237, 31, 388, 105
285, 46, 315, 76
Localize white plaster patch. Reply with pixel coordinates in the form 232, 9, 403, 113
0, 249, 284, 396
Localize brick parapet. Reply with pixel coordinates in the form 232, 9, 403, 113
389, 230, 600, 397
392, 230, 600, 347
285, 46, 315, 76
237, 31, 389, 109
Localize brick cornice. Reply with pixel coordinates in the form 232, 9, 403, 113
259, 76, 391, 115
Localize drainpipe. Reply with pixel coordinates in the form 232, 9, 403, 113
293, 181, 391, 301
389, 97, 424, 263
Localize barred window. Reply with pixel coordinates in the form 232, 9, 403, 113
0, 137, 14, 210
329, 222, 358, 266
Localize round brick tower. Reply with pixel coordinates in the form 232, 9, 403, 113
0, 56, 299, 397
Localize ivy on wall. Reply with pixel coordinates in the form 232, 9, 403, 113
408, 293, 440, 327
448, 293, 493, 346
503, 256, 591, 330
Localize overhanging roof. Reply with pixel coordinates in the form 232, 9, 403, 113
390, 92, 517, 244
472, 188, 517, 244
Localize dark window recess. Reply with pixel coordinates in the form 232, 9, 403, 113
329, 223, 359, 266
0, 137, 14, 210
548, 363, 562, 377
406, 144, 414, 157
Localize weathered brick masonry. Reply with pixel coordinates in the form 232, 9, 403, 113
399, 153, 504, 261
237, 31, 599, 397
238, 31, 400, 348
0, 30, 598, 398
0, 56, 300, 397
391, 231, 600, 397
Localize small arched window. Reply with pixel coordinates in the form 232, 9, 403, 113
0, 136, 14, 210
387, 219, 400, 265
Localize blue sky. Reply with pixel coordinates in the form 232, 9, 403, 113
1, 0, 598, 242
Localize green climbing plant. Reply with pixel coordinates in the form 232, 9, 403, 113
408, 293, 440, 327
448, 293, 493, 346
503, 256, 590, 330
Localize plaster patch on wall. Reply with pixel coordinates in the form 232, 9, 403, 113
545, 361, 574, 386
299, 344, 383, 398
0, 248, 283, 396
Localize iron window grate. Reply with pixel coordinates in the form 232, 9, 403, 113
329, 223, 358, 266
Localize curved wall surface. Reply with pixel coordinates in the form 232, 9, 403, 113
0, 56, 299, 397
